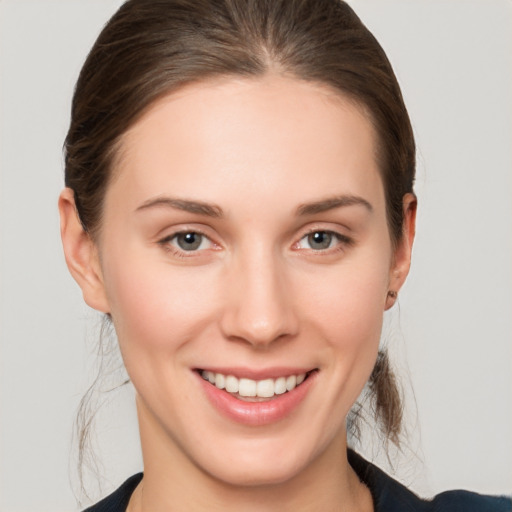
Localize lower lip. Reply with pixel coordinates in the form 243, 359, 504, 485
197, 372, 317, 426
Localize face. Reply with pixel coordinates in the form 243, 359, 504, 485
75, 76, 410, 486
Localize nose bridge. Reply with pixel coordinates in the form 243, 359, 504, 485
220, 243, 297, 347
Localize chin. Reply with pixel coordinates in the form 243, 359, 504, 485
204, 453, 310, 488
191, 427, 340, 489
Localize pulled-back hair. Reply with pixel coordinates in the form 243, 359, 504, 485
65, 0, 415, 485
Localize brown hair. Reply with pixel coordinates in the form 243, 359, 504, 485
65, 0, 414, 480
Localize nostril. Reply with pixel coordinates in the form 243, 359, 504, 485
219, 266, 299, 347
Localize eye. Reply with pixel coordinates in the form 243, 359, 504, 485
296, 230, 347, 251
163, 231, 213, 252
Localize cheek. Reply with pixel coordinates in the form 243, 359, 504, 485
297, 250, 391, 394
300, 254, 390, 339
315, 282, 384, 381
102, 254, 219, 360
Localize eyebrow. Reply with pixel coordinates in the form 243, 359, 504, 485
296, 195, 373, 216
136, 196, 223, 218
135, 194, 372, 218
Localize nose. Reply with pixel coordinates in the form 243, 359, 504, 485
219, 248, 299, 348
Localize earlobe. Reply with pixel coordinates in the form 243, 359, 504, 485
58, 188, 110, 313
385, 193, 417, 310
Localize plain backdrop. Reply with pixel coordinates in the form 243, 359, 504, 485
1, 1, 511, 510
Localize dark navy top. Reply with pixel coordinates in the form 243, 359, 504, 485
83, 451, 511, 511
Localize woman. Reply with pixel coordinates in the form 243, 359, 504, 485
58, 0, 511, 510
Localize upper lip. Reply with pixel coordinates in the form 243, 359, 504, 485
195, 366, 317, 380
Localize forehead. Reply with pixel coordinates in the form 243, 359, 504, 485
109, 75, 384, 214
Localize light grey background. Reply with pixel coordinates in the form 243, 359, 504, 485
1, 1, 511, 510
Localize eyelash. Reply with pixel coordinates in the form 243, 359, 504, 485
294, 229, 353, 254
157, 228, 353, 258
158, 230, 215, 258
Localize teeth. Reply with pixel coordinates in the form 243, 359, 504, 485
274, 377, 287, 395
239, 378, 257, 397
286, 375, 297, 391
215, 373, 225, 390
256, 379, 274, 398
225, 375, 239, 393
201, 371, 308, 398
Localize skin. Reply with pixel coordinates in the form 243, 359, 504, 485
60, 75, 416, 512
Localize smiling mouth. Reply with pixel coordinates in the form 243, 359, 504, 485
198, 369, 317, 401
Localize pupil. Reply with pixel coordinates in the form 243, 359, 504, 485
177, 232, 201, 250
309, 231, 331, 249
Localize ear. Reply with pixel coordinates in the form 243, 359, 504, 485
385, 193, 417, 310
58, 188, 110, 313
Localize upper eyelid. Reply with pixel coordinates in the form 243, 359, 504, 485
298, 230, 351, 243
293, 228, 354, 252
297, 225, 352, 240
157, 225, 215, 242
155, 225, 352, 248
